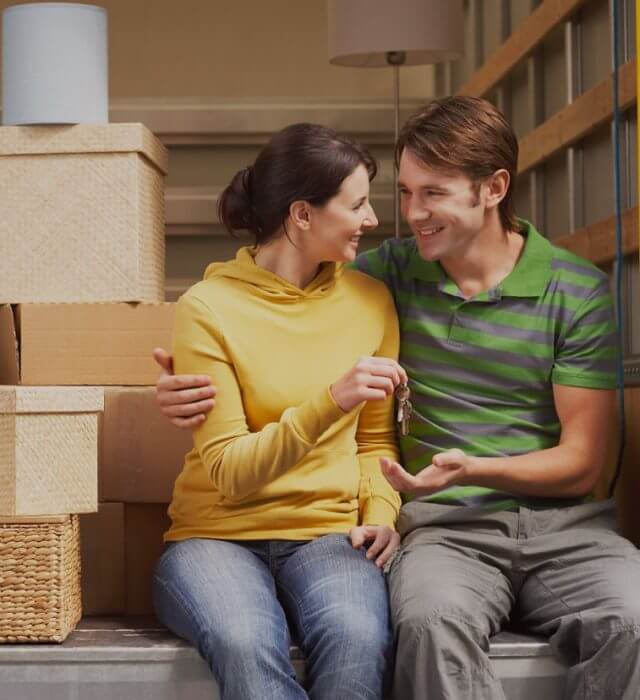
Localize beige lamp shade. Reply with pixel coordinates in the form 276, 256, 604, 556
328, 0, 464, 67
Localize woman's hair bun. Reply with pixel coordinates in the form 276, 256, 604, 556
217, 165, 257, 234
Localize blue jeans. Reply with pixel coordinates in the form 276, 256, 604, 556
152, 534, 391, 699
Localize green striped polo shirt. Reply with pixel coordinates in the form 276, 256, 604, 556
353, 220, 617, 510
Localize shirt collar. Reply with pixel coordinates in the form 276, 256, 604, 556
498, 219, 553, 298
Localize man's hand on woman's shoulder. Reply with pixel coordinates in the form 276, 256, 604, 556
153, 347, 217, 430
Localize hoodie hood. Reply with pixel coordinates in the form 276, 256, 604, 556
204, 247, 343, 303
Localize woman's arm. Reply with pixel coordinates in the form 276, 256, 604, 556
174, 293, 406, 504
354, 291, 403, 528
174, 293, 346, 502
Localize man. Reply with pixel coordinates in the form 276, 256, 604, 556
154, 97, 640, 699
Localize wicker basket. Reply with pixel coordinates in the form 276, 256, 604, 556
0, 123, 167, 304
0, 515, 82, 643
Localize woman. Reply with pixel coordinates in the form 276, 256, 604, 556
152, 123, 405, 699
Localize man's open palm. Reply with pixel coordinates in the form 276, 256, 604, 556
380, 449, 469, 496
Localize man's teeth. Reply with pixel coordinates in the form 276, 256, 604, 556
419, 226, 444, 235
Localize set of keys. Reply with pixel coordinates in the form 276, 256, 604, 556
394, 383, 412, 437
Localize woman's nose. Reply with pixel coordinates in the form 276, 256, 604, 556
363, 203, 379, 229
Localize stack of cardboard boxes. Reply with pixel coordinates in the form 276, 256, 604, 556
0, 123, 191, 628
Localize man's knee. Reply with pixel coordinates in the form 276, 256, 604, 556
587, 605, 640, 643
394, 599, 487, 651
558, 605, 640, 660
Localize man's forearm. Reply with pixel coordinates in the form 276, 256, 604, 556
464, 443, 607, 498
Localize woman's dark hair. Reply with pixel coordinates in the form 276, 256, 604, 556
218, 123, 377, 244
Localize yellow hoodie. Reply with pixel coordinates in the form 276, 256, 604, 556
165, 247, 401, 542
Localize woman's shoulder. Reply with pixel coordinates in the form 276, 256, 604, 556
180, 276, 236, 304
341, 266, 394, 307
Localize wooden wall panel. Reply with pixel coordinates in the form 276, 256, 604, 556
631, 259, 640, 356
508, 63, 532, 138
582, 126, 614, 227
517, 59, 636, 175
618, 388, 640, 546
554, 207, 638, 263
514, 173, 533, 223
482, 1, 505, 61
451, 0, 478, 93
542, 25, 568, 121
594, 387, 640, 547
580, 0, 614, 92
458, 0, 588, 97
509, 0, 535, 33
543, 152, 570, 239
626, 113, 638, 206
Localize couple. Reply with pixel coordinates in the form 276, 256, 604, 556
152, 97, 640, 700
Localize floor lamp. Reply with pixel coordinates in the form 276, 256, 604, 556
328, 0, 464, 237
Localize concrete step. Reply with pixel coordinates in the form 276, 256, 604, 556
0, 617, 568, 700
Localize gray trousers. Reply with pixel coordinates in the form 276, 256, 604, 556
388, 499, 640, 700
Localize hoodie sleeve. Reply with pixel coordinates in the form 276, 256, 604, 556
355, 289, 402, 528
173, 293, 346, 502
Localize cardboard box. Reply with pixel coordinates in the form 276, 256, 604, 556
100, 387, 191, 503
124, 503, 170, 616
0, 303, 175, 385
0, 387, 103, 516
80, 503, 126, 616
0, 123, 167, 303
80, 503, 170, 617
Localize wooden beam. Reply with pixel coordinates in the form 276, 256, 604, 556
164, 186, 395, 236
458, 0, 589, 98
106, 98, 426, 146
518, 59, 637, 174
553, 206, 638, 265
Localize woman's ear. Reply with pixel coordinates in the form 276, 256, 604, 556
289, 200, 312, 230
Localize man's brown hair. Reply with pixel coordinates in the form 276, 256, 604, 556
395, 96, 519, 232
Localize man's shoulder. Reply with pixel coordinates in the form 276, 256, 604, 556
353, 236, 419, 279
546, 240, 610, 292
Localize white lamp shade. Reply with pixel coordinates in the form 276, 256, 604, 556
328, 0, 464, 67
2, 3, 108, 125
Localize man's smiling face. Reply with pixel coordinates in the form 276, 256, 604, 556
398, 148, 488, 263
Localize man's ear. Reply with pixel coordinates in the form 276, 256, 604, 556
289, 200, 312, 230
484, 169, 510, 210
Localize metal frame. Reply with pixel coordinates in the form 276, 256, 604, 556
565, 19, 584, 233
617, 0, 640, 377
527, 48, 545, 228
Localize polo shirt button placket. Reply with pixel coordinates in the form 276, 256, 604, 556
447, 301, 465, 345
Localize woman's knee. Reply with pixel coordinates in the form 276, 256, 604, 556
315, 605, 391, 655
